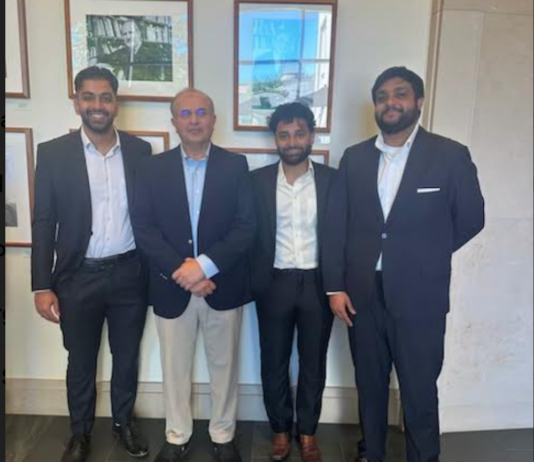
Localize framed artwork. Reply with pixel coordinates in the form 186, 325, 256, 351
227, 148, 329, 170
6, 0, 31, 98
70, 128, 171, 154
234, 0, 338, 132
5, 128, 35, 247
65, 0, 193, 101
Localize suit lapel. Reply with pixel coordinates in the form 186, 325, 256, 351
314, 163, 329, 241
199, 145, 221, 229
265, 163, 279, 245
69, 131, 92, 224
365, 143, 386, 226
172, 146, 193, 236
118, 131, 136, 211
386, 128, 433, 226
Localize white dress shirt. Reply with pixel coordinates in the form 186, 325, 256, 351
375, 124, 420, 270
274, 161, 319, 270
81, 129, 136, 258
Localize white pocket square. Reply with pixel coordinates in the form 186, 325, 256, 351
417, 188, 441, 194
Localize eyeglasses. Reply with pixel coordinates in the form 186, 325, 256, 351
177, 108, 212, 119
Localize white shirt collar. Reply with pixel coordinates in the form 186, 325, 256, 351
277, 159, 315, 184
80, 127, 121, 156
181, 143, 212, 162
375, 123, 420, 156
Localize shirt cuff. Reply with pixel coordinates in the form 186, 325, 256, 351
196, 254, 220, 280
34, 289, 52, 294
327, 292, 344, 296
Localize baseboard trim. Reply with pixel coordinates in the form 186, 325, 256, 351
6, 379, 403, 425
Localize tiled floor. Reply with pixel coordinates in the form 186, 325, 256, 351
5, 415, 533, 462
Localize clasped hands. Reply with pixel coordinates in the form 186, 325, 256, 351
172, 258, 216, 298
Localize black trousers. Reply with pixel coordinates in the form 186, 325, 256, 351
257, 269, 334, 436
57, 253, 148, 436
349, 273, 446, 462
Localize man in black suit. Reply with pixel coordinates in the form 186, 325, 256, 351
32, 67, 152, 462
132, 89, 255, 462
250, 103, 335, 462
323, 67, 485, 462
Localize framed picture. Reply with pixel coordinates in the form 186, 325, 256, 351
70, 128, 171, 154
65, 0, 193, 102
5, 128, 35, 247
227, 148, 329, 170
6, 0, 31, 98
234, 0, 338, 132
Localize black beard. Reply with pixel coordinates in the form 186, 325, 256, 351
80, 111, 114, 134
278, 145, 313, 166
376, 107, 421, 135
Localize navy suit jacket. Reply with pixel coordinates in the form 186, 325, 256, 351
132, 144, 256, 319
31, 130, 152, 292
323, 127, 485, 318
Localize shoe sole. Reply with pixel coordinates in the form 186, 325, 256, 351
112, 432, 149, 459
271, 453, 290, 462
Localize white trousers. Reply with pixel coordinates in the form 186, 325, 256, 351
156, 296, 243, 445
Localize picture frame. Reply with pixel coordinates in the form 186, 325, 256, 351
234, 0, 338, 132
65, 0, 193, 102
227, 147, 329, 170
70, 128, 171, 154
6, 0, 31, 99
5, 128, 35, 247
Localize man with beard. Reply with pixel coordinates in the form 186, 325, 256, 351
323, 67, 485, 462
32, 66, 151, 462
249, 102, 335, 462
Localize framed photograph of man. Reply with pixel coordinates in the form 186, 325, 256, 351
65, 0, 193, 101
6, 0, 31, 99
5, 128, 35, 247
234, 0, 338, 132
227, 148, 329, 170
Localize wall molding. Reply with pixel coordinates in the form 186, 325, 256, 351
6, 379, 403, 426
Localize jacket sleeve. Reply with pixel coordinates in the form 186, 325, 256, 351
451, 147, 485, 252
322, 150, 350, 293
31, 145, 57, 291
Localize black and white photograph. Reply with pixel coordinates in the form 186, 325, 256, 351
66, 0, 192, 101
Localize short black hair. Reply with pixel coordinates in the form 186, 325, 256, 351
372, 66, 425, 103
74, 66, 119, 95
268, 102, 316, 133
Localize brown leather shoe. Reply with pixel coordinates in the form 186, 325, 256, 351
270, 433, 291, 461
298, 435, 322, 462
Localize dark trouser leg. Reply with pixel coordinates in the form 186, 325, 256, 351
295, 271, 334, 436
105, 256, 148, 426
59, 268, 108, 436
389, 314, 446, 462
348, 275, 392, 462
257, 272, 298, 433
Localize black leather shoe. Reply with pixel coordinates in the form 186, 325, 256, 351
213, 441, 242, 462
112, 422, 149, 458
61, 434, 91, 462
154, 442, 191, 462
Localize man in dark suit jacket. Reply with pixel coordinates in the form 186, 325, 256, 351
323, 67, 485, 462
249, 103, 335, 462
132, 89, 255, 462
31, 67, 152, 462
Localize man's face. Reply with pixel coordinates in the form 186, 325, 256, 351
121, 21, 143, 50
374, 77, 424, 135
275, 118, 315, 166
74, 79, 118, 134
171, 92, 216, 146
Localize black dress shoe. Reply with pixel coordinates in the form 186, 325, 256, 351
112, 422, 149, 458
154, 442, 191, 462
61, 434, 91, 462
213, 441, 242, 462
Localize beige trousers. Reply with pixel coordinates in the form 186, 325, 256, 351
156, 296, 243, 445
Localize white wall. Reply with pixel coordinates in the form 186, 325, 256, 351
12, 0, 532, 433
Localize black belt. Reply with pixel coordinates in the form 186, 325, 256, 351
81, 249, 137, 270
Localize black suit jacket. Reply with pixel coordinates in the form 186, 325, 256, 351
31, 130, 152, 292
249, 161, 335, 300
132, 145, 256, 319
323, 128, 485, 318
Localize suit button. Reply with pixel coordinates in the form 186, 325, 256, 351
188, 240, 193, 245
382, 233, 388, 240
